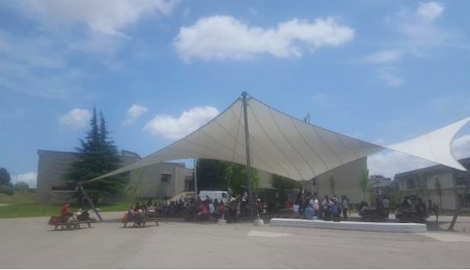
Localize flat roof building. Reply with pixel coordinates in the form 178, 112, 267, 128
36, 149, 194, 204
395, 157, 470, 210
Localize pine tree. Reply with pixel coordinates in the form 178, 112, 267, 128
0, 168, 11, 186
67, 108, 126, 203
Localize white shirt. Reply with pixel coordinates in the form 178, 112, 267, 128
209, 203, 215, 214
293, 204, 299, 213
313, 199, 319, 210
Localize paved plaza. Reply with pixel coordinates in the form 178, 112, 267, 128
1, 212, 470, 268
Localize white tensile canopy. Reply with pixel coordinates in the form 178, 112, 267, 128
91, 94, 469, 183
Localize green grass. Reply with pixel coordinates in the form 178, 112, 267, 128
0, 192, 37, 205
0, 192, 133, 219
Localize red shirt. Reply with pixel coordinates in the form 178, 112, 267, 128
61, 205, 70, 216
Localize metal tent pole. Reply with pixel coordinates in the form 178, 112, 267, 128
77, 182, 103, 222
194, 159, 198, 198
242, 92, 254, 220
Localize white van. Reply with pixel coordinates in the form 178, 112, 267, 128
198, 190, 230, 204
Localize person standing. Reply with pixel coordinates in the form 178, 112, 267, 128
342, 196, 349, 220
382, 197, 390, 219
428, 200, 439, 222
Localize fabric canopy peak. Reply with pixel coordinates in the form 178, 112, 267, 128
89, 93, 469, 183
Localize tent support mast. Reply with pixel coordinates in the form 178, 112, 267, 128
194, 159, 198, 197
78, 181, 103, 222
242, 92, 254, 220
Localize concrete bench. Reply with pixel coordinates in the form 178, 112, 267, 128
270, 218, 426, 233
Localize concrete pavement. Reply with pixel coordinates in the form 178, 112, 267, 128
1, 212, 470, 268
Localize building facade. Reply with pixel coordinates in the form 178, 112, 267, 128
394, 158, 470, 210
370, 175, 396, 197
256, 157, 368, 205
310, 157, 368, 204
36, 149, 194, 204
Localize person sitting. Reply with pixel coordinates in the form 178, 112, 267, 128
134, 203, 141, 212
304, 204, 314, 220
198, 201, 210, 221
359, 201, 368, 216
74, 208, 88, 221
134, 209, 145, 227
416, 198, 427, 219
60, 203, 76, 223
402, 196, 411, 209
146, 204, 157, 218
148, 204, 156, 213
217, 201, 226, 219
127, 205, 136, 222
208, 200, 216, 219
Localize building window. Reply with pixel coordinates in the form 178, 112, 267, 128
161, 174, 171, 183
184, 177, 194, 191
51, 183, 76, 191
406, 178, 415, 189
456, 175, 467, 186
458, 194, 470, 207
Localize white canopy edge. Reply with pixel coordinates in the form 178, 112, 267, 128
88, 95, 469, 183
385, 116, 470, 171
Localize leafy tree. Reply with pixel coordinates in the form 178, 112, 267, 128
329, 176, 336, 196
196, 159, 228, 191
66, 109, 125, 203
0, 168, 11, 186
272, 174, 302, 206
14, 182, 29, 193
434, 178, 443, 208
224, 162, 260, 195
196, 159, 260, 196
359, 169, 370, 202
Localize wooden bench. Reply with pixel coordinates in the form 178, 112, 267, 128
123, 214, 159, 228
49, 216, 93, 230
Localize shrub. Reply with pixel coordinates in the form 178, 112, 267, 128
0, 185, 14, 195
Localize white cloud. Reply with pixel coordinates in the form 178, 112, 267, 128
1, 61, 84, 100
59, 108, 91, 129
417, 2, 444, 22
368, 134, 470, 178
363, 50, 403, 64
123, 104, 149, 126
12, 172, 38, 188
174, 16, 354, 62
144, 106, 219, 139
12, 0, 179, 37
368, 150, 434, 178
0, 33, 64, 68
312, 94, 329, 106
183, 7, 190, 18
249, 8, 258, 15
378, 67, 404, 87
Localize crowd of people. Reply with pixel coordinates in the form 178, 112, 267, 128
61, 193, 440, 225
296, 195, 351, 221
125, 196, 277, 223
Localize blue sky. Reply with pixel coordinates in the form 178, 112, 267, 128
1, 0, 469, 187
